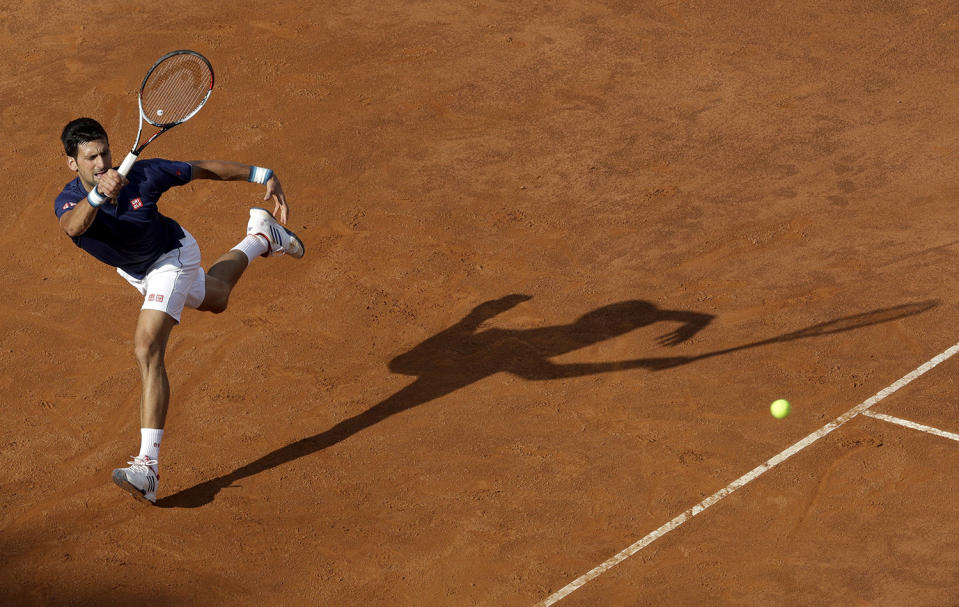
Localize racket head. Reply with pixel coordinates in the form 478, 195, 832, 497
138, 50, 214, 128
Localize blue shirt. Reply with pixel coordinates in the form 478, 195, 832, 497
54, 158, 193, 279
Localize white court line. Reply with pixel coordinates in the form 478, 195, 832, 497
863, 410, 959, 443
535, 341, 959, 607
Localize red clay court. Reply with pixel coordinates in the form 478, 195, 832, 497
2, 2, 959, 605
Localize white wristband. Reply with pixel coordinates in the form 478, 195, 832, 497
87, 186, 107, 208
248, 166, 273, 184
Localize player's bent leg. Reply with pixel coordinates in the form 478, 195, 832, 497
198, 275, 230, 313
196, 212, 302, 314
198, 250, 249, 313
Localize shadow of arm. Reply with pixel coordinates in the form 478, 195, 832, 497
513, 356, 694, 379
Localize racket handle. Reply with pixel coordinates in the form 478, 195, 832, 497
117, 152, 139, 177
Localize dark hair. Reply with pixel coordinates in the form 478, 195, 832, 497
61, 117, 109, 157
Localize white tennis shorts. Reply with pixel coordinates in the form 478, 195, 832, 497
117, 229, 206, 323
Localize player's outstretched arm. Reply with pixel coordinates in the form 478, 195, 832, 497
188, 160, 289, 224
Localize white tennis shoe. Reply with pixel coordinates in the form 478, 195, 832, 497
112, 455, 159, 504
247, 207, 305, 259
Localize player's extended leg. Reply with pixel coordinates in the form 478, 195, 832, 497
112, 308, 176, 505
134, 309, 178, 428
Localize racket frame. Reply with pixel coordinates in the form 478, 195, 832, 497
117, 50, 214, 176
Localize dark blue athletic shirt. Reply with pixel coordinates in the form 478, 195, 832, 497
54, 159, 193, 279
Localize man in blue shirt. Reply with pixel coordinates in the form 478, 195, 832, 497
55, 117, 304, 505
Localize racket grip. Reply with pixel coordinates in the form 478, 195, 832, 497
117, 152, 139, 177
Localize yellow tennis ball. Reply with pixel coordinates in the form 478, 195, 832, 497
770, 399, 791, 419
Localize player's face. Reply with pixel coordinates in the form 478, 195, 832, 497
67, 139, 112, 191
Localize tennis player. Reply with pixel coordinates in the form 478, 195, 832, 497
54, 117, 304, 505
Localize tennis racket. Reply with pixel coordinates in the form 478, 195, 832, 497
116, 49, 214, 177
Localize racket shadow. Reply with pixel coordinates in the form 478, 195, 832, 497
156, 296, 937, 508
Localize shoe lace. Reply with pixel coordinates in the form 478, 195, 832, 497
127, 455, 158, 471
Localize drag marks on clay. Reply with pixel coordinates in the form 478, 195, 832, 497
248, 20, 298, 40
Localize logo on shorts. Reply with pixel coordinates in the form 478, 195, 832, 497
147, 294, 164, 302
130, 197, 143, 210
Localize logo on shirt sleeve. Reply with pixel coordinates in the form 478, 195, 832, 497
130, 197, 143, 210
61, 202, 77, 211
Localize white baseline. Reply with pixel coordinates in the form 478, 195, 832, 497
535, 341, 959, 607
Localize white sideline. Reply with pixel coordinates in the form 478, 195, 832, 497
535, 341, 959, 606
863, 410, 959, 443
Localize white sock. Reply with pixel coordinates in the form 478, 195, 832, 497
231, 234, 269, 263
138, 428, 164, 462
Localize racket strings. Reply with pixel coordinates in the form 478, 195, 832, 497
140, 54, 212, 126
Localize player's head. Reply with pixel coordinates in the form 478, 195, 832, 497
61, 117, 108, 158
62, 118, 112, 188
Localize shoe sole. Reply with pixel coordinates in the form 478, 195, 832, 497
284, 227, 306, 259
250, 207, 305, 259
112, 469, 156, 505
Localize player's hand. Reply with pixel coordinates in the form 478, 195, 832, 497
265, 174, 289, 224
657, 327, 695, 347
96, 169, 128, 202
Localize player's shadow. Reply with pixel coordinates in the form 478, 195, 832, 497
157, 294, 937, 508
